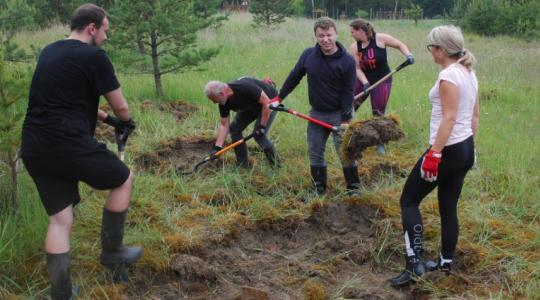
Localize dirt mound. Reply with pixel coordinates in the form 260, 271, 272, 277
133, 203, 409, 299
140, 99, 197, 121
134, 136, 217, 173
340, 116, 405, 163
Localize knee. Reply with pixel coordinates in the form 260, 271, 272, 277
49, 211, 73, 229
121, 170, 134, 189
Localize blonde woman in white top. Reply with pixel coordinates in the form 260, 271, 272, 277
390, 25, 479, 287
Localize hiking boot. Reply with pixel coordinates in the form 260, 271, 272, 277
376, 144, 386, 155
426, 254, 452, 273
100, 208, 142, 282
234, 142, 249, 168
310, 166, 327, 195
390, 254, 426, 288
343, 166, 361, 196
47, 252, 73, 300
263, 147, 279, 168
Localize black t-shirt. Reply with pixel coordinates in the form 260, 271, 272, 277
21, 39, 120, 157
218, 77, 277, 118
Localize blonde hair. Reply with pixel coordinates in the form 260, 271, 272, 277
427, 25, 476, 70
204, 81, 227, 98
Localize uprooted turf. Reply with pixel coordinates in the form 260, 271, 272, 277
340, 115, 405, 163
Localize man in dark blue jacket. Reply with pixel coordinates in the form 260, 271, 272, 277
271, 17, 360, 195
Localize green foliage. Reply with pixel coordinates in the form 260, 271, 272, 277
0, 48, 29, 210
455, 0, 540, 40
0, 0, 37, 35
405, 4, 423, 25
109, 0, 220, 99
250, 0, 292, 28
355, 9, 369, 19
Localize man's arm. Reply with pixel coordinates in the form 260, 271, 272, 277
104, 88, 131, 121
278, 49, 309, 100
340, 58, 357, 123
215, 117, 230, 147
258, 91, 272, 126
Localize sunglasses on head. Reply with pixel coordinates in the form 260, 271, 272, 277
427, 44, 440, 51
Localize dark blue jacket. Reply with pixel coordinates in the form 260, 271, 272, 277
278, 41, 356, 121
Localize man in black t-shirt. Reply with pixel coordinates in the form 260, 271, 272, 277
20, 4, 141, 299
204, 77, 278, 167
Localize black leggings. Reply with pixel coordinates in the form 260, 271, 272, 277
400, 136, 475, 258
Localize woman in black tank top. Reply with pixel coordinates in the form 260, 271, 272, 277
349, 18, 414, 155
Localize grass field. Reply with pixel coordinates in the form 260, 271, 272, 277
1, 13, 539, 299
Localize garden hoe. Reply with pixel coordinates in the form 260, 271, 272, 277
269, 104, 347, 134
179, 133, 255, 175
270, 104, 404, 162
354, 60, 412, 110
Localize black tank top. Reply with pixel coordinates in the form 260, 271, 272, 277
357, 34, 391, 83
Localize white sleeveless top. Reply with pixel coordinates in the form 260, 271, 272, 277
428, 63, 478, 146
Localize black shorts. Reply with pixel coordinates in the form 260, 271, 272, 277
22, 149, 130, 216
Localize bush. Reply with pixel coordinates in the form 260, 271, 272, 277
456, 0, 540, 40
355, 9, 369, 19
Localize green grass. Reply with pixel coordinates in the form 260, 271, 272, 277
1, 13, 539, 298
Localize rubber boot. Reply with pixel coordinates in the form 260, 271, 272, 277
390, 254, 426, 288
426, 253, 452, 273
376, 144, 386, 155
343, 166, 361, 196
310, 166, 327, 195
46, 252, 72, 300
263, 147, 278, 168
100, 208, 143, 282
234, 142, 249, 168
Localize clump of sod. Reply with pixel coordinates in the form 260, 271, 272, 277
340, 115, 405, 163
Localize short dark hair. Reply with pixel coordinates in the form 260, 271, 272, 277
314, 17, 337, 33
70, 3, 108, 31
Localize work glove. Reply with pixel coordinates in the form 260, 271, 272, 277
268, 96, 282, 109
420, 148, 442, 182
360, 82, 371, 101
406, 53, 415, 65
103, 114, 120, 128
254, 124, 266, 138
208, 145, 223, 160
115, 118, 136, 155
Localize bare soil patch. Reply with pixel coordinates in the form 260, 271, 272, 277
131, 202, 410, 299
134, 136, 218, 174
140, 99, 197, 121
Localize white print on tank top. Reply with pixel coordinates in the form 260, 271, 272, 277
428, 63, 478, 146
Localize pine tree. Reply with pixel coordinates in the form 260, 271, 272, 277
109, 0, 220, 99
250, 0, 292, 28
0, 48, 28, 210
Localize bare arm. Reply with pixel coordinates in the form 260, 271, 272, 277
97, 109, 108, 121
472, 96, 480, 136
215, 117, 230, 147
431, 80, 459, 152
258, 91, 271, 126
349, 43, 368, 84
104, 88, 130, 121
378, 33, 411, 57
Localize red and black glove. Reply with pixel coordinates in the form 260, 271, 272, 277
420, 148, 442, 182
268, 96, 282, 109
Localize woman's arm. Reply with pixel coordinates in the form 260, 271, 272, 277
378, 33, 411, 56
349, 42, 368, 84
472, 96, 480, 136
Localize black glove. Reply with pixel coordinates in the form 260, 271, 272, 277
209, 145, 223, 160
103, 114, 120, 128
360, 82, 371, 101
406, 53, 415, 65
254, 124, 266, 137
